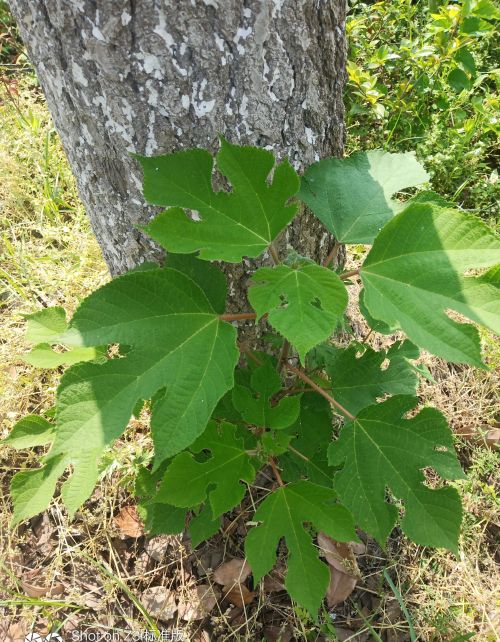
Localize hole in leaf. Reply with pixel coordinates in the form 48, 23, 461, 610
380, 357, 390, 371
186, 209, 202, 222
278, 294, 289, 309
310, 296, 323, 310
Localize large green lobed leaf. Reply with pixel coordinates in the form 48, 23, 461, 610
299, 150, 429, 244
10, 260, 238, 523
248, 263, 348, 363
232, 359, 300, 429
279, 393, 333, 487
320, 341, 419, 415
361, 202, 500, 366
245, 481, 357, 615
154, 421, 256, 518
328, 395, 465, 552
137, 138, 300, 262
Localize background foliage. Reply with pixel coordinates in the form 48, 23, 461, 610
346, 0, 499, 225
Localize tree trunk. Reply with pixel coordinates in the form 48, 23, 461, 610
8, 0, 346, 278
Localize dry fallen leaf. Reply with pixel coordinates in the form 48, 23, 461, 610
178, 584, 220, 621
263, 572, 285, 594
334, 627, 369, 642
21, 580, 64, 599
485, 427, 500, 449
21, 568, 64, 599
457, 423, 500, 450
30, 512, 55, 555
0, 621, 26, 642
213, 558, 252, 586
113, 505, 144, 538
318, 532, 362, 576
326, 570, 357, 608
263, 623, 294, 642
145, 534, 177, 562
223, 582, 255, 607
318, 532, 361, 606
141, 586, 177, 621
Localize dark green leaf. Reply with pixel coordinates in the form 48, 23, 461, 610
232, 361, 300, 429
164, 253, 227, 314
137, 138, 300, 262
189, 504, 221, 547
245, 481, 357, 615
454, 47, 476, 75
323, 342, 419, 415
299, 150, 429, 244
328, 396, 465, 551
155, 422, 255, 518
138, 502, 187, 536
280, 393, 333, 486
447, 68, 471, 92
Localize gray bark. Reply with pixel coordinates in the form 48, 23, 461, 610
9, 0, 346, 280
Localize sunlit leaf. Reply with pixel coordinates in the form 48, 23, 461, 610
361, 202, 500, 365
329, 396, 465, 551
249, 264, 348, 363
138, 138, 300, 262
299, 150, 429, 244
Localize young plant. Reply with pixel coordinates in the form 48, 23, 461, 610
4, 139, 500, 617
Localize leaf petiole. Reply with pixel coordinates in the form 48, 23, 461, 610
286, 365, 356, 421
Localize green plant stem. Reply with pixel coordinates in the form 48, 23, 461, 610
79, 550, 161, 634
383, 568, 417, 642
286, 365, 356, 421
288, 444, 310, 462
362, 328, 373, 343
238, 342, 263, 365
340, 268, 360, 280
220, 312, 257, 321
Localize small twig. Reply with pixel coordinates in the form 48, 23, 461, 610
286, 365, 356, 421
340, 268, 360, 281
362, 328, 373, 343
219, 312, 257, 322
238, 343, 263, 366
322, 240, 341, 268
282, 386, 316, 395
277, 340, 290, 370
268, 457, 284, 487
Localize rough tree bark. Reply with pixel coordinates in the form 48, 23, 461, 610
8, 0, 346, 285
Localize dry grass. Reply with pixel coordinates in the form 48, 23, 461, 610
1, 80, 499, 641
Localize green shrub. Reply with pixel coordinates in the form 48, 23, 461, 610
346, 0, 499, 222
